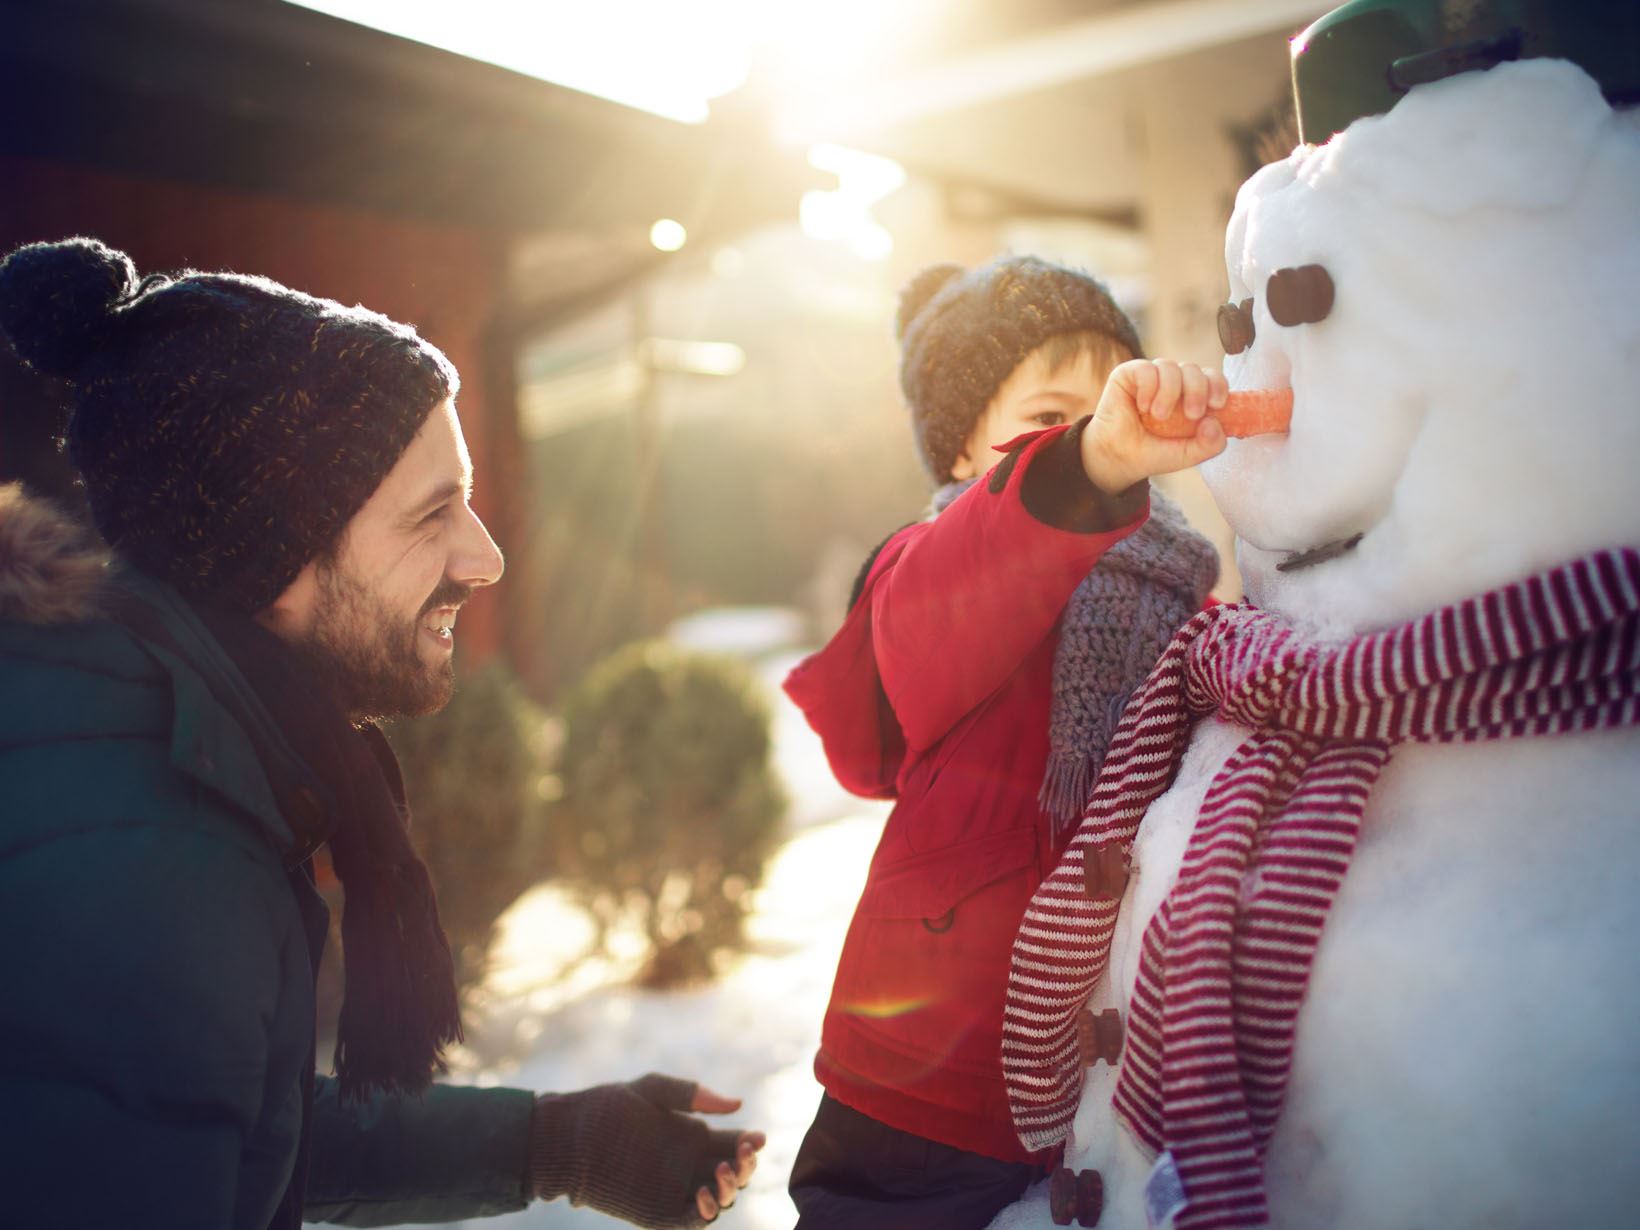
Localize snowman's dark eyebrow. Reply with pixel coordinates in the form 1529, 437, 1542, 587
1267, 264, 1335, 326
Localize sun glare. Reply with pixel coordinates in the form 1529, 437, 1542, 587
799, 143, 906, 261
283, 0, 932, 132
283, 3, 916, 260
284, 0, 752, 122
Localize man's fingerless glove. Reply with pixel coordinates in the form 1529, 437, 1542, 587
528, 1073, 742, 1229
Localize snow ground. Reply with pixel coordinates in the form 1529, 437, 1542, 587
392, 624, 890, 1230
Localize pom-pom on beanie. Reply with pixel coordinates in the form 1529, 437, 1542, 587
895, 255, 1143, 482
0, 237, 456, 613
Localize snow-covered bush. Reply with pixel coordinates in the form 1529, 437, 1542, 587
553, 639, 786, 987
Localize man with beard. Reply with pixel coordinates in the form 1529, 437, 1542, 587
0, 237, 763, 1230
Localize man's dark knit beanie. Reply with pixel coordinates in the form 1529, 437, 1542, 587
0, 236, 455, 613
895, 255, 1143, 482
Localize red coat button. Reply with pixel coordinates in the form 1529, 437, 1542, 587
1082, 844, 1130, 902
1050, 1166, 1106, 1226
1077, 1008, 1124, 1067
1076, 1168, 1105, 1225
1050, 1167, 1076, 1225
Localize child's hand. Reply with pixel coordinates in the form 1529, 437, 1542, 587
1080, 358, 1229, 494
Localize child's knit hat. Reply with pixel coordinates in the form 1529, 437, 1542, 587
895, 255, 1143, 482
0, 236, 455, 613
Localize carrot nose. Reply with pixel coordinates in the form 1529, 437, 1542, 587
1142, 387, 1293, 439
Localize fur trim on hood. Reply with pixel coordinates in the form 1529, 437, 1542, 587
0, 482, 110, 625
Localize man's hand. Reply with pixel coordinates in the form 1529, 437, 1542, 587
1080, 358, 1229, 495
530, 1073, 766, 1229
686, 1085, 765, 1222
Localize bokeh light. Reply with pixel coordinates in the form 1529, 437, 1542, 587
649, 218, 688, 252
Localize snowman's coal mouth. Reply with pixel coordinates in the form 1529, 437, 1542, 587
1276, 532, 1364, 572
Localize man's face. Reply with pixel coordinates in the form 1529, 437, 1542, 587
263, 398, 504, 721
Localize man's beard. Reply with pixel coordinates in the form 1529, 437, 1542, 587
297, 561, 471, 723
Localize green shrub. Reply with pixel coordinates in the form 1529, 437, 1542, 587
553, 640, 786, 987
385, 662, 555, 986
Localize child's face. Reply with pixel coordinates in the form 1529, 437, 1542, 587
948, 343, 1124, 481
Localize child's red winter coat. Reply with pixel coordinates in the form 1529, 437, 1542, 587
785, 423, 1159, 1163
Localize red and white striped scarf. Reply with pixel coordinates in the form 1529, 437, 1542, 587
1003, 549, 1640, 1228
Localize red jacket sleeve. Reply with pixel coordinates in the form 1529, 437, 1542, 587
872, 424, 1146, 751
782, 529, 915, 798
784, 421, 1148, 789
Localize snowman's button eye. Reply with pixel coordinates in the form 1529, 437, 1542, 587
1217, 298, 1255, 355
1267, 264, 1335, 327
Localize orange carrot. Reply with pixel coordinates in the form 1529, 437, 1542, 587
1141, 387, 1294, 439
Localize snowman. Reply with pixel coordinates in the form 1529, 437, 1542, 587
991, 2, 1640, 1227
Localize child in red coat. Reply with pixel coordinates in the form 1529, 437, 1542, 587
784, 257, 1225, 1228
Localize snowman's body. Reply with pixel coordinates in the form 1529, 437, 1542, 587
1063, 724, 1640, 1228
993, 58, 1640, 1229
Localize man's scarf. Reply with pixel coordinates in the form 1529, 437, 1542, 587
1001, 548, 1640, 1227
197, 608, 464, 1101
933, 480, 1218, 836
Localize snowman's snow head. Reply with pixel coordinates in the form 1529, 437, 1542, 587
1205, 59, 1640, 638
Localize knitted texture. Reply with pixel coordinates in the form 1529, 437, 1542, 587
186, 606, 463, 1101
1002, 548, 1640, 1227
1040, 491, 1219, 832
897, 256, 1143, 482
931, 480, 1216, 834
0, 237, 455, 613
529, 1074, 743, 1230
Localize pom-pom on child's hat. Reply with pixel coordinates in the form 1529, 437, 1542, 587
0, 237, 456, 613
895, 255, 1144, 482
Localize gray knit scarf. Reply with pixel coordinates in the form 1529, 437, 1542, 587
932, 479, 1219, 838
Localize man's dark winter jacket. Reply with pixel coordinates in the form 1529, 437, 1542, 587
784, 423, 1154, 1163
0, 487, 533, 1229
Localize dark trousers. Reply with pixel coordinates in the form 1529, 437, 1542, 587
789, 1094, 1039, 1230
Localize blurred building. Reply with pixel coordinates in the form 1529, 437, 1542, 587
0, 0, 822, 668
511, 0, 1327, 696
2, 0, 1330, 698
